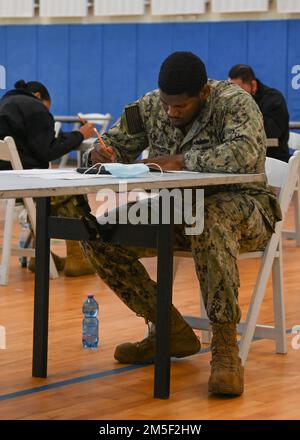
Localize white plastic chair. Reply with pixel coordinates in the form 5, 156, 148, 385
49, 122, 62, 169
179, 152, 300, 365
288, 131, 300, 150
77, 113, 111, 133
59, 113, 111, 168
282, 131, 300, 245
101, 152, 299, 363
54, 121, 62, 137
0, 136, 59, 285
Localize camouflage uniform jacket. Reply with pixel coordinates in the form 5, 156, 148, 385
97, 80, 282, 230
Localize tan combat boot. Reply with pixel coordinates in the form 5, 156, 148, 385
208, 323, 244, 396
114, 308, 201, 364
64, 240, 96, 277
28, 252, 66, 273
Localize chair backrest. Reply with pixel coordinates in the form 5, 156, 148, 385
0, 136, 36, 229
0, 138, 59, 281
77, 112, 111, 133
54, 121, 62, 137
0, 136, 23, 170
288, 131, 300, 150
266, 151, 300, 220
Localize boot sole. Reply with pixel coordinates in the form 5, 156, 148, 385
115, 346, 201, 365
208, 382, 244, 396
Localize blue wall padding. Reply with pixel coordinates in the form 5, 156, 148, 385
0, 20, 300, 126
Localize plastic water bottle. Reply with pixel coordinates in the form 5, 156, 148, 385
82, 295, 99, 349
18, 208, 30, 268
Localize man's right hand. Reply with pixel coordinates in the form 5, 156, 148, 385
91, 143, 116, 164
79, 123, 95, 139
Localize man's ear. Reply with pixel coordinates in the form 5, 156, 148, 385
199, 84, 210, 101
251, 79, 258, 95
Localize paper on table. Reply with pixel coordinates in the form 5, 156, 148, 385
35, 173, 110, 180
2, 169, 108, 179
0, 168, 76, 174
18, 171, 109, 180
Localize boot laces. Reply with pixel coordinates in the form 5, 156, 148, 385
136, 332, 155, 349
211, 329, 240, 372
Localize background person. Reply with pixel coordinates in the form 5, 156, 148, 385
0, 79, 95, 277
228, 64, 290, 162
0, 79, 94, 169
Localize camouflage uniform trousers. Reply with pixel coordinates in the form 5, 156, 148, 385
53, 191, 272, 325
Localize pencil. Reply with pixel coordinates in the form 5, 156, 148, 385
77, 113, 87, 125
77, 113, 115, 158
93, 127, 109, 150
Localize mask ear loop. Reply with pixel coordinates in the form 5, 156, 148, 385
145, 162, 163, 178
83, 162, 103, 175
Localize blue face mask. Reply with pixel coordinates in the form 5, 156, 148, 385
102, 163, 150, 178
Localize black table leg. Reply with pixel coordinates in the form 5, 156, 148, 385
30, 194, 175, 397
154, 197, 174, 399
32, 197, 51, 378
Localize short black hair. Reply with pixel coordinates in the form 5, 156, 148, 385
158, 51, 207, 96
228, 64, 256, 83
14, 79, 51, 101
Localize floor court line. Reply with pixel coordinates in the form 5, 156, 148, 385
0, 329, 293, 403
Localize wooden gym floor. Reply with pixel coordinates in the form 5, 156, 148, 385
0, 197, 299, 420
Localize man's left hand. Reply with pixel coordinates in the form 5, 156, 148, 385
142, 154, 184, 171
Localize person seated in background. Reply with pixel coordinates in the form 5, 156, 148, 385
66, 51, 281, 397
0, 79, 96, 277
0, 79, 94, 169
228, 64, 290, 162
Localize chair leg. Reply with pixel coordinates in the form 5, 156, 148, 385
272, 238, 287, 354
22, 197, 59, 280
239, 235, 279, 365
293, 187, 300, 247
58, 153, 69, 168
0, 199, 16, 285
76, 150, 81, 167
173, 255, 212, 343
49, 244, 59, 279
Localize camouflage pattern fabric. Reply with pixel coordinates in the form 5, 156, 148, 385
89, 80, 281, 230
59, 80, 282, 324
76, 191, 271, 324
51, 194, 89, 218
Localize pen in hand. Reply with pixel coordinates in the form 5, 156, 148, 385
77, 113, 116, 162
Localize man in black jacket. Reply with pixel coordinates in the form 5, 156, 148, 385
228, 64, 290, 162
0, 79, 94, 169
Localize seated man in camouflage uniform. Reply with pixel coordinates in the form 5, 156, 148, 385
67, 52, 281, 396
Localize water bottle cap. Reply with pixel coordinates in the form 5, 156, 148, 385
87, 295, 94, 298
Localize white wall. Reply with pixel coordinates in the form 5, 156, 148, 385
0, 1, 299, 24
